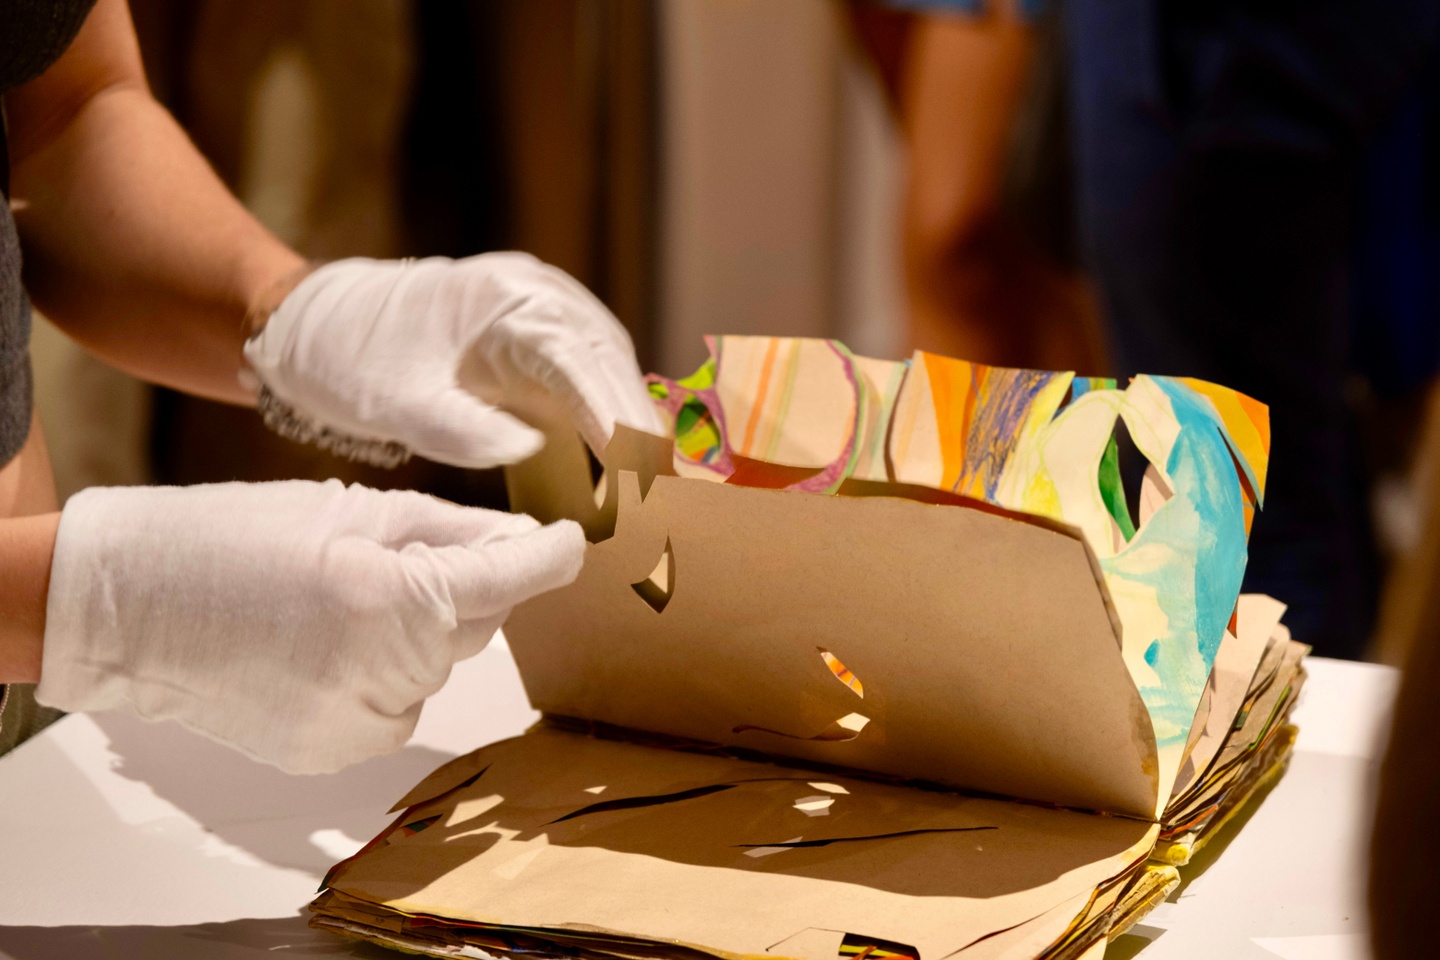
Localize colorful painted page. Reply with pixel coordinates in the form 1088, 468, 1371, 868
647, 336, 1269, 810
649, 335, 909, 491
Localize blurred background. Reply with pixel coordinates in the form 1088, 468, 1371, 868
26, 0, 1440, 666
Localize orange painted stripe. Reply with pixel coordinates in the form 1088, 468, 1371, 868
922, 353, 973, 492
1236, 392, 1270, 452
739, 338, 781, 456
1235, 391, 1271, 499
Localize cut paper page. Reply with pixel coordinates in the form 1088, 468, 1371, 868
1175, 377, 1270, 537
746, 839, 805, 859
949, 372, 1252, 809
735, 827, 998, 851
793, 796, 835, 816
321, 726, 1159, 960
648, 352, 728, 480
631, 538, 675, 613
888, 351, 1072, 499
947, 889, 1095, 960
506, 466, 1159, 818
506, 416, 676, 542
1097, 430, 1136, 546
840, 933, 920, 960
1176, 377, 1270, 506
549, 784, 735, 824
645, 338, 1269, 813
1139, 464, 1174, 527
648, 336, 906, 493
766, 928, 848, 960
1170, 595, 1287, 802
735, 711, 871, 743
852, 356, 911, 482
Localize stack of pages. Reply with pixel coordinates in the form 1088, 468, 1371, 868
312, 337, 1308, 960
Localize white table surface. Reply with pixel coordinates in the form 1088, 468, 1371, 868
0, 641, 1398, 960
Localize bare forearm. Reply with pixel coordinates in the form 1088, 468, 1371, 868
11, 86, 304, 404
5, 0, 305, 405
0, 513, 60, 683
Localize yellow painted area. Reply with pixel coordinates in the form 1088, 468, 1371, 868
1178, 377, 1271, 504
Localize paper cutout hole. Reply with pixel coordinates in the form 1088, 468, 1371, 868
1139, 463, 1174, 527
1100, 416, 1172, 549
819, 649, 865, 698
737, 825, 996, 851
389, 815, 440, 843
745, 836, 804, 858
734, 711, 870, 742
548, 783, 735, 824
734, 652, 871, 742
631, 537, 675, 613
838, 932, 920, 960
793, 795, 835, 817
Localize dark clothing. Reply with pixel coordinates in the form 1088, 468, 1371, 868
0, 684, 61, 756
0, 0, 98, 754
0, 0, 98, 94
1350, 58, 1440, 396
1066, 0, 1440, 658
0, 0, 97, 468
0, 201, 29, 467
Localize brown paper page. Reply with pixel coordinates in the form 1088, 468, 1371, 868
504, 424, 601, 531
505, 466, 1159, 819
1169, 595, 1286, 801
1165, 640, 1307, 827
1195, 637, 1303, 790
507, 423, 678, 542
947, 890, 1093, 959
325, 727, 1157, 960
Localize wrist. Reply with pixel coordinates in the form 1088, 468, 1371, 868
244, 260, 323, 339
238, 259, 323, 398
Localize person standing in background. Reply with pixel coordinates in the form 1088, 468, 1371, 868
1065, 0, 1440, 658
847, 0, 1105, 374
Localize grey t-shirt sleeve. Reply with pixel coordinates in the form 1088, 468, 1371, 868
0, 684, 63, 757
0, 198, 31, 467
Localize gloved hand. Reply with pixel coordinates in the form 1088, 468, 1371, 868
242, 253, 662, 469
35, 480, 584, 773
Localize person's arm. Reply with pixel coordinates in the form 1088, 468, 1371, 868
4, 0, 305, 405
0, 512, 59, 683
4, 0, 657, 463
861, 8, 1102, 373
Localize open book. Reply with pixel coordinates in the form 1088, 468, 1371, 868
311, 337, 1308, 960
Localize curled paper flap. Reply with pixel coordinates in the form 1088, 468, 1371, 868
506, 466, 1160, 818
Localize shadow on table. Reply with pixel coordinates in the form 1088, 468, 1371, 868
0, 913, 390, 960
1105, 924, 1166, 959
91, 711, 457, 875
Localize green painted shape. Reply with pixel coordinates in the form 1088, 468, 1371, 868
1097, 434, 1136, 541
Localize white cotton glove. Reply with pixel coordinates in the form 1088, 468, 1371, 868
242, 253, 663, 469
35, 480, 584, 774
